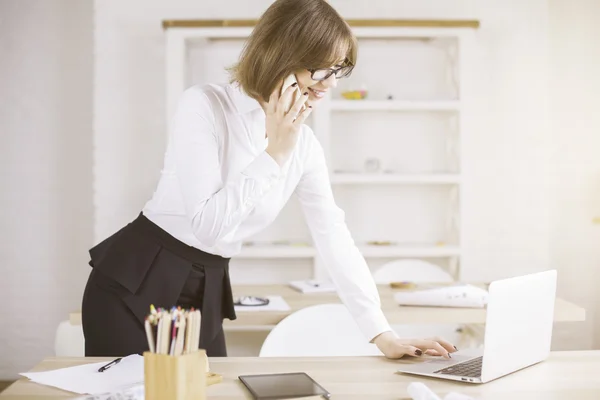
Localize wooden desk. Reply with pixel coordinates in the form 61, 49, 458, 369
68, 284, 585, 329
3, 351, 600, 399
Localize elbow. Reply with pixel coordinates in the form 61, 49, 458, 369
189, 212, 220, 248
187, 199, 243, 248
194, 232, 218, 248
189, 210, 238, 248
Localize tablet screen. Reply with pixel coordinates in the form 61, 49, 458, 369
238, 372, 331, 399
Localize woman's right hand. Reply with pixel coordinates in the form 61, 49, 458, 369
265, 82, 312, 166
373, 331, 458, 360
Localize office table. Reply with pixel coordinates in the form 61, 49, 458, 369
68, 284, 586, 329
3, 351, 600, 399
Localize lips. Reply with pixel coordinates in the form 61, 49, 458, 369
308, 87, 327, 98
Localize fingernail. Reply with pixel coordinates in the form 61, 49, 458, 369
292, 82, 298, 87
309, 105, 313, 108
303, 92, 308, 96
415, 349, 422, 356
448, 353, 452, 358
454, 346, 458, 351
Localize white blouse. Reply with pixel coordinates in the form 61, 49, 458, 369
143, 82, 392, 341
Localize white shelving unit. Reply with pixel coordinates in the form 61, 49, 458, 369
330, 100, 460, 111
330, 173, 461, 185
163, 19, 478, 282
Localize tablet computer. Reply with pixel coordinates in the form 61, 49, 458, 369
238, 372, 331, 399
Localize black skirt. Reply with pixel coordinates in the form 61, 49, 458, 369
81, 212, 236, 357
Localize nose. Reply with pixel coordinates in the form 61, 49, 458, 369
321, 73, 338, 89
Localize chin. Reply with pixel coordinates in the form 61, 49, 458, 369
306, 97, 320, 108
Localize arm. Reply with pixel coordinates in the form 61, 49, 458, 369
294, 132, 457, 359
294, 133, 392, 342
172, 86, 282, 247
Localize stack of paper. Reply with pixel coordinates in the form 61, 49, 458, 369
394, 284, 488, 308
289, 280, 336, 293
20, 354, 143, 395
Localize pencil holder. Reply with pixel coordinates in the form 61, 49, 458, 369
144, 350, 207, 400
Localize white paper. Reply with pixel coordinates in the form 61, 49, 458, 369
407, 382, 442, 400
289, 280, 336, 293
20, 354, 143, 395
408, 382, 477, 400
394, 284, 488, 308
74, 383, 144, 400
234, 295, 291, 312
444, 393, 477, 400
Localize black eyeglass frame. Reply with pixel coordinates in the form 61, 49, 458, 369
234, 296, 270, 307
307, 60, 354, 81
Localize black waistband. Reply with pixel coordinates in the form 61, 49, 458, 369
133, 213, 230, 267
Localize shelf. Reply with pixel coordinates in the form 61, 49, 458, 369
360, 244, 460, 257
329, 100, 460, 111
237, 244, 460, 259
239, 245, 315, 258
162, 19, 480, 29
330, 173, 461, 185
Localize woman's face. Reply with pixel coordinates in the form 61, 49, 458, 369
294, 57, 347, 108
294, 69, 337, 108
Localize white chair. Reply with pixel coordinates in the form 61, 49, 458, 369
259, 304, 382, 357
373, 259, 454, 284
373, 259, 468, 348
54, 320, 85, 356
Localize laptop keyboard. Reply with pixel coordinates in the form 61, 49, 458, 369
433, 356, 483, 377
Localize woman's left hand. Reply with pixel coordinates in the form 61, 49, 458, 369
373, 331, 458, 359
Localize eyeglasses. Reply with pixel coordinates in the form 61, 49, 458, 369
307, 60, 354, 81
234, 296, 270, 307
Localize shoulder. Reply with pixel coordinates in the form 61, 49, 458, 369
176, 83, 229, 114
169, 84, 229, 142
172, 83, 237, 133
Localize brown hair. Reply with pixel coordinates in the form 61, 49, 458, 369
229, 0, 357, 102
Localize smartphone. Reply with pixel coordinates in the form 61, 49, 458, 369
280, 74, 303, 114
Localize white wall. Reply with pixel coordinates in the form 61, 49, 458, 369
548, 0, 600, 350
448, 1, 552, 286
0, 0, 93, 379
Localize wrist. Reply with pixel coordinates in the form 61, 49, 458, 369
265, 147, 287, 167
372, 331, 397, 347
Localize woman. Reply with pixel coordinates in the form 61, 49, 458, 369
82, 0, 457, 359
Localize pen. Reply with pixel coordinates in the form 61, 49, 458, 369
169, 310, 178, 356
97, 357, 122, 372
145, 317, 155, 353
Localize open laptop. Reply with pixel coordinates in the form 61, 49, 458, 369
396, 269, 557, 384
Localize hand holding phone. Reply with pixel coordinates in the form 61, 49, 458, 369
264, 75, 312, 167
280, 74, 303, 114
